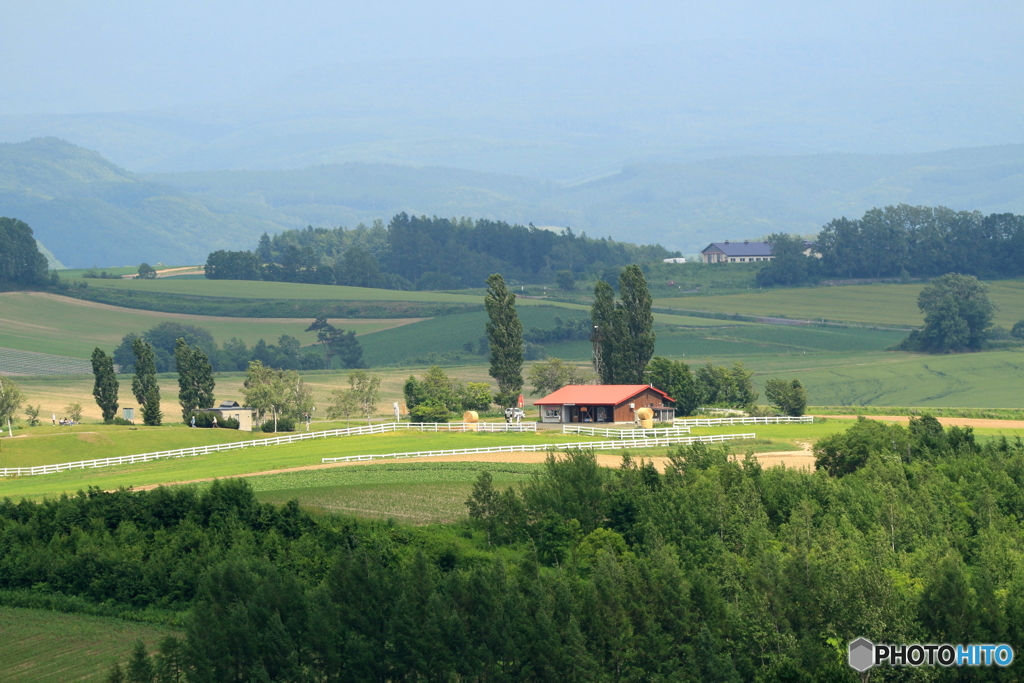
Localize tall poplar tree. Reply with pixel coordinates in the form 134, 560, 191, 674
591, 265, 655, 384
617, 265, 655, 383
484, 273, 523, 407
131, 338, 162, 425
175, 338, 215, 422
91, 347, 119, 422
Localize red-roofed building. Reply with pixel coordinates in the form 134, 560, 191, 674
533, 385, 675, 424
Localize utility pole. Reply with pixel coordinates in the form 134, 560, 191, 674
590, 325, 603, 384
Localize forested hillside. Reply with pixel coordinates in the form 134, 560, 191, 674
4, 419, 1024, 681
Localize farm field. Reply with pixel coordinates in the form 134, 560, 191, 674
8, 345, 1024, 432
0, 292, 419, 359
750, 349, 1024, 408
65, 277, 489, 303
0, 606, 175, 683
655, 280, 1024, 328
7, 365, 502, 424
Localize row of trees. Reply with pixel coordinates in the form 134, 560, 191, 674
756, 205, 1024, 287
89, 338, 216, 425
402, 366, 494, 422
114, 321, 363, 374
205, 215, 678, 290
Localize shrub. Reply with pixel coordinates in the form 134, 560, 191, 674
260, 416, 296, 432
410, 403, 452, 423
190, 412, 239, 429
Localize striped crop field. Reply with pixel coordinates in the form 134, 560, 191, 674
0, 606, 176, 682
0, 347, 93, 375
655, 280, 1024, 328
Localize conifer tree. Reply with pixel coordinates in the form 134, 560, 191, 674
484, 273, 523, 407
91, 347, 119, 423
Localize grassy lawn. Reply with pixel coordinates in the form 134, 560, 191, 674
0, 423, 257, 468
251, 461, 545, 523
0, 606, 175, 682
654, 280, 1024, 328
0, 292, 418, 359
0, 430, 593, 500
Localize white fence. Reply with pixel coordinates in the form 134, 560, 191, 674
323, 433, 756, 463
0, 421, 537, 478
674, 416, 814, 427
562, 425, 691, 438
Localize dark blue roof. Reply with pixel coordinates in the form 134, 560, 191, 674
702, 241, 773, 257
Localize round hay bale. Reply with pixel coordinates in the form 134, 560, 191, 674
636, 407, 654, 429
463, 411, 479, 431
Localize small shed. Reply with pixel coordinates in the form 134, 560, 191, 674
533, 385, 675, 424
201, 400, 256, 431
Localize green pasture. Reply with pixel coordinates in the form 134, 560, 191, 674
655, 280, 1024, 328
251, 461, 545, 523
0, 430, 590, 501
0, 424, 256, 468
0, 292, 419, 359
747, 349, 1024, 408
0, 606, 175, 682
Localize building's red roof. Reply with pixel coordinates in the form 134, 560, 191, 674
533, 384, 673, 405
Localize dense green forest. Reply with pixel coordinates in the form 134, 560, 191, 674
3, 419, 1024, 681
205, 215, 677, 290
0, 216, 49, 288
759, 206, 1024, 287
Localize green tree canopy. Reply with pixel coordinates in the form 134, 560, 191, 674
643, 357, 700, 416
91, 347, 119, 423
484, 273, 523, 406
0, 375, 24, 428
528, 358, 592, 396
590, 266, 654, 384
764, 378, 807, 416
242, 360, 314, 427
175, 339, 215, 422
898, 273, 996, 353
131, 338, 162, 425
0, 216, 48, 287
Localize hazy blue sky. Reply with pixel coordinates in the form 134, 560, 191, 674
3, 0, 1021, 116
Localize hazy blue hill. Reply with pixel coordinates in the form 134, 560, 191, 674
154, 144, 1024, 253
4, 137, 1024, 267
0, 138, 305, 267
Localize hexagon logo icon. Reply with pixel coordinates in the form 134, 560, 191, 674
848, 638, 875, 672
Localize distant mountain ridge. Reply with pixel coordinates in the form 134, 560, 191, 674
2, 138, 1023, 267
